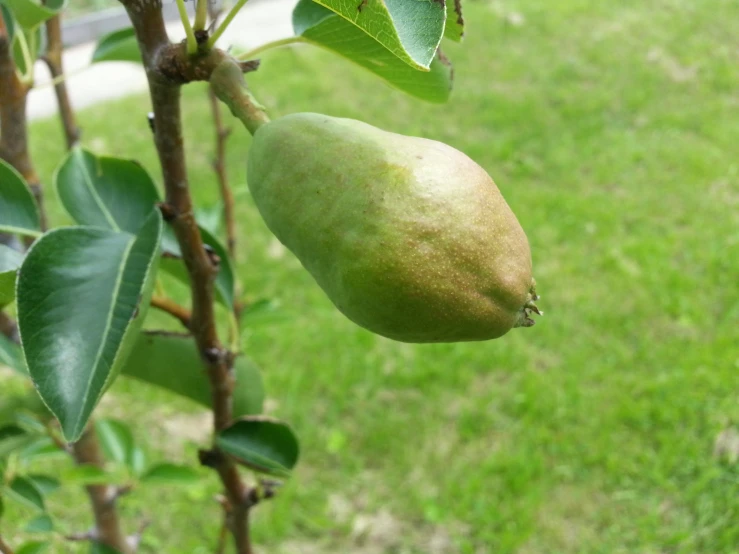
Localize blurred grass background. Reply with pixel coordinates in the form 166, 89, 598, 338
2, 0, 738, 552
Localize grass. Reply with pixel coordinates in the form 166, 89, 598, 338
2, 0, 738, 552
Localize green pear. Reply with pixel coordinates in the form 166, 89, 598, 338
247, 113, 541, 343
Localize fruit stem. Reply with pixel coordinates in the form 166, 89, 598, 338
209, 59, 269, 135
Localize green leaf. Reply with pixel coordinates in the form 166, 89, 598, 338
25, 475, 59, 496
160, 225, 235, 309
239, 298, 290, 328
55, 148, 160, 234
91, 27, 142, 64
306, 0, 445, 70
293, 2, 453, 103
0, 4, 16, 43
121, 331, 264, 417
130, 445, 146, 477
0, 159, 40, 236
0, 244, 23, 307
17, 211, 163, 441
17, 541, 49, 554
6, 476, 44, 511
60, 465, 112, 485
216, 417, 299, 478
0, 425, 31, 458
11, 24, 42, 75
95, 419, 134, 467
141, 463, 202, 485
444, 0, 464, 42
17, 437, 64, 463
0, 0, 65, 29
0, 333, 24, 375
0, 494, 4, 518
24, 513, 53, 533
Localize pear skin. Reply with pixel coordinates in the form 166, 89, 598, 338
247, 113, 540, 343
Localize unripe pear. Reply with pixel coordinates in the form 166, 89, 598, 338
247, 113, 541, 343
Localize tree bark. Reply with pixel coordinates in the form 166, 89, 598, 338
42, 13, 80, 149
72, 427, 133, 554
0, 14, 46, 230
119, 2, 258, 552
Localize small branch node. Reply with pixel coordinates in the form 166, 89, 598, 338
199, 448, 226, 468
238, 59, 261, 74
157, 202, 179, 221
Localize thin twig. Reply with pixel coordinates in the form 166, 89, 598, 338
207, 0, 236, 259
208, 85, 236, 258
71, 425, 132, 554
0, 311, 17, 341
42, 11, 80, 149
151, 295, 192, 330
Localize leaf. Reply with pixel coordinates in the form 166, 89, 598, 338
17, 211, 163, 441
0, 4, 15, 43
239, 298, 290, 328
216, 417, 299, 478
6, 476, 44, 511
17, 437, 64, 463
306, 0, 445, 70
0, 159, 40, 236
11, 23, 42, 75
293, 1, 453, 103
121, 331, 264, 417
91, 27, 142, 64
25, 475, 59, 496
55, 148, 160, 234
0, 244, 24, 307
0, 0, 65, 29
25, 513, 53, 533
444, 0, 464, 42
0, 333, 24, 374
141, 463, 202, 485
95, 419, 134, 467
16, 541, 49, 554
160, 225, 235, 309
0, 425, 32, 458
130, 445, 147, 477
60, 465, 112, 485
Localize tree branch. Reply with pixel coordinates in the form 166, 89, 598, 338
71, 425, 132, 554
0, 12, 47, 231
119, 2, 264, 552
151, 295, 192, 330
42, 12, 80, 150
0, 311, 17, 341
208, 85, 236, 258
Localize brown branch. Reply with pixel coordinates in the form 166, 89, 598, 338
0, 534, 15, 554
42, 12, 80, 150
207, 0, 236, 259
0, 12, 46, 231
208, 85, 236, 258
151, 295, 192, 330
0, 311, 17, 341
118, 2, 268, 553
71, 425, 132, 554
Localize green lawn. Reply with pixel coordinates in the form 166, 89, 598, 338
3, 0, 739, 552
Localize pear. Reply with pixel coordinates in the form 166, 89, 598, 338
247, 113, 540, 343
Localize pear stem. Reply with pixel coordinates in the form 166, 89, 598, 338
209, 59, 270, 135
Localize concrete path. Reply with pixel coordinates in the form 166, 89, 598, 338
28, 0, 298, 120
